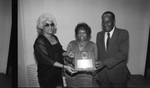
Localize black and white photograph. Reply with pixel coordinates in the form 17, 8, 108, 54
17, 0, 150, 88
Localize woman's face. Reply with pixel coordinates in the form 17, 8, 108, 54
77, 29, 87, 42
43, 20, 56, 35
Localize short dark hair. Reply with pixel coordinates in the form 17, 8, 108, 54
102, 11, 115, 20
75, 22, 91, 40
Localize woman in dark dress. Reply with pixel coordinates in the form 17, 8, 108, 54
33, 13, 75, 88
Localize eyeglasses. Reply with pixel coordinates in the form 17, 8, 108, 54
44, 23, 55, 27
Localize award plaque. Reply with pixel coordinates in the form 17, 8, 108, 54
74, 51, 95, 71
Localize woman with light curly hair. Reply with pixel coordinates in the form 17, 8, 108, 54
33, 13, 75, 88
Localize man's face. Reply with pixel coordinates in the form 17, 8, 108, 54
102, 14, 115, 32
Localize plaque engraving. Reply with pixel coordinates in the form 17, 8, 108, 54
74, 51, 95, 71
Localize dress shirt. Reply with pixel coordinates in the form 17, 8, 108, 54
104, 27, 115, 50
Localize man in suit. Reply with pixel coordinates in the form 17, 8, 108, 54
96, 11, 130, 87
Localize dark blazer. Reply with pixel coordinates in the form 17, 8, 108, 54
96, 27, 130, 83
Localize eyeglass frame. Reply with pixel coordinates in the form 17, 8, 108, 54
44, 22, 55, 27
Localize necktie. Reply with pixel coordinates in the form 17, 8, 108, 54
107, 32, 110, 51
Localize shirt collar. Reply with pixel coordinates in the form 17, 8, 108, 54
105, 26, 115, 38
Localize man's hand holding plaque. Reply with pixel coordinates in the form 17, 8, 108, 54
95, 61, 103, 69
95, 61, 106, 72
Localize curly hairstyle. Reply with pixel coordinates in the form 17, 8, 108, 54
36, 13, 57, 35
75, 22, 91, 40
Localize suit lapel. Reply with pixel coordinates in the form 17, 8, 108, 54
100, 32, 107, 54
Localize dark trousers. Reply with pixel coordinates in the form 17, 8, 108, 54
100, 81, 127, 88
99, 74, 127, 88
38, 75, 63, 88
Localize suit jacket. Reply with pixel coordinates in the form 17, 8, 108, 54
96, 27, 130, 83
